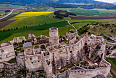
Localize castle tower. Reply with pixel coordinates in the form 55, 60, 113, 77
49, 28, 59, 45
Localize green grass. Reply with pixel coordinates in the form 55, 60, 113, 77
106, 58, 116, 78
0, 21, 70, 42
2, 13, 61, 30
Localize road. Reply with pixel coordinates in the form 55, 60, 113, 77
0, 9, 15, 20
66, 20, 78, 36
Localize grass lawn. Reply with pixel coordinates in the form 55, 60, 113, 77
0, 21, 71, 42
106, 58, 116, 78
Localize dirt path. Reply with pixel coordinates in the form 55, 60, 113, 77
66, 20, 78, 36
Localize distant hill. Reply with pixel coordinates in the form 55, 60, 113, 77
0, 0, 116, 9
29, 3, 116, 9
78, 3, 116, 9
0, 0, 105, 4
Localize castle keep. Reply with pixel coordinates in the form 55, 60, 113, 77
0, 28, 111, 78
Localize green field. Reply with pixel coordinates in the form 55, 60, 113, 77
11, 11, 23, 14
1, 13, 62, 30
55, 8, 116, 16
0, 21, 72, 42
1, 7, 116, 42
106, 58, 116, 78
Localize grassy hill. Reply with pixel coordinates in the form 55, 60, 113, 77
69, 19, 116, 36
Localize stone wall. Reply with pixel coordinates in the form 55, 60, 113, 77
10, 36, 26, 44
55, 60, 110, 78
68, 65, 110, 78
0, 45, 15, 62
24, 50, 43, 71
16, 52, 25, 67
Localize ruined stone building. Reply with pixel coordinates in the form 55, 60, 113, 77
0, 28, 112, 78
0, 42, 15, 63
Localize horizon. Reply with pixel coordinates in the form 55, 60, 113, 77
95, 0, 116, 3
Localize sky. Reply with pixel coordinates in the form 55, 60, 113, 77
95, 0, 116, 3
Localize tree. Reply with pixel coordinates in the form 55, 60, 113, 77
5, 10, 10, 13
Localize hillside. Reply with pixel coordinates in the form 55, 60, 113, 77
78, 3, 116, 9
0, 0, 105, 4
28, 3, 116, 9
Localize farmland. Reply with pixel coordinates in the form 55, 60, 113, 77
0, 6, 116, 42
0, 21, 71, 43
0, 12, 62, 30
0, 20, 16, 29
69, 16, 116, 20
55, 8, 116, 16
0, 4, 25, 18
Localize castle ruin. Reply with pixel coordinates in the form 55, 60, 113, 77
0, 28, 112, 78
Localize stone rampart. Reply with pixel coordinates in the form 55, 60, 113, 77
0, 45, 15, 62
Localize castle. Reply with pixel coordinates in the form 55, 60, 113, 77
0, 28, 111, 78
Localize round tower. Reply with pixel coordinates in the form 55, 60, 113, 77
49, 28, 59, 45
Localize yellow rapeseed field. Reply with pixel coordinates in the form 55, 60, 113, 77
1, 11, 55, 30
10, 11, 54, 20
